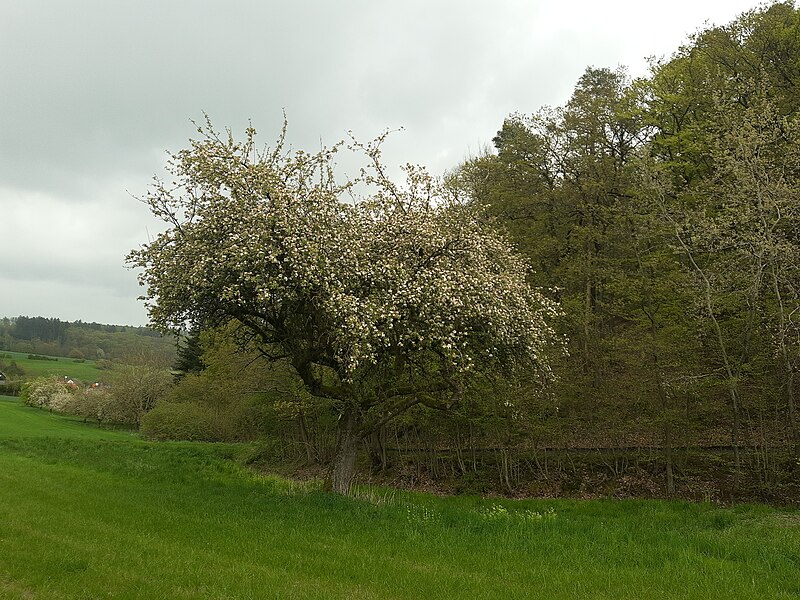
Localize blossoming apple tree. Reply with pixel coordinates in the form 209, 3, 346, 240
128, 120, 562, 494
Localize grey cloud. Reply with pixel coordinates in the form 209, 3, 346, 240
0, 0, 761, 325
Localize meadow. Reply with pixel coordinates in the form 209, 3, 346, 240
0, 350, 104, 382
0, 394, 798, 599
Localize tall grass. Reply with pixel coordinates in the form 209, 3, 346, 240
0, 395, 798, 599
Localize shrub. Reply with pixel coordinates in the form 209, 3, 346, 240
0, 360, 25, 377
107, 364, 172, 426
140, 401, 229, 442
164, 371, 274, 441
48, 387, 78, 413
69, 389, 112, 423
19, 377, 122, 424
0, 381, 22, 396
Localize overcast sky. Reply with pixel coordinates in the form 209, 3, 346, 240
1, 0, 763, 327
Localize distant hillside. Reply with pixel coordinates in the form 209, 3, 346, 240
0, 316, 176, 364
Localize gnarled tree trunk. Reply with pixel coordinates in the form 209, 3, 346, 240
324, 406, 363, 495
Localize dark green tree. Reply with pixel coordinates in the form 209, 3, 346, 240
173, 327, 206, 380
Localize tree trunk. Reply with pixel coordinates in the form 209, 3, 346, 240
663, 421, 675, 498
666, 217, 743, 479
770, 265, 799, 445
654, 362, 675, 498
324, 406, 363, 495
297, 412, 317, 464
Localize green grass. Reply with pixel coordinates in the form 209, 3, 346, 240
0, 395, 134, 441
0, 350, 104, 382
0, 395, 798, 599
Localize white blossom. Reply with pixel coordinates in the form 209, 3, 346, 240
129, 121, 564, 389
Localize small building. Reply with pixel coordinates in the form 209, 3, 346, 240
0, 372, 6, 385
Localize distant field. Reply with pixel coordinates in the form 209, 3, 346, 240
0, 395, 798, 599
0, 350, 104, 382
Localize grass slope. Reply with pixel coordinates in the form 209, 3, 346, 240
1, 350, 104, 382
0, 395, 798, 599
0, 395, 133, 441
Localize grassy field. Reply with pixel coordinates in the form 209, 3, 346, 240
0, 350, 104, 382
0, 395, 798, 599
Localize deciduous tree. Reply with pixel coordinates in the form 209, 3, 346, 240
128, 120, 563, 494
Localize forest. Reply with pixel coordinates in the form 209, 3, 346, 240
0, 316, 175, 363
11, 3, 800, 503
438, 1, 800, 502
255, 3, 796, 499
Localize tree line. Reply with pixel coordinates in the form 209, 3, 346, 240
448, 1, 800, 499
0, 316, 175, 364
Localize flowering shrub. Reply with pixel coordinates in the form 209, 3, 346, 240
47, 386, 77, 413
21, 377, 71, 409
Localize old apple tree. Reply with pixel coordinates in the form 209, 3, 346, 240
128, 121, 562, 494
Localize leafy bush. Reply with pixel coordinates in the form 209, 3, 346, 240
140, 402, 229, 442
69, 389, 112, 423
163, 365, 277, 441
0, 381, 22, 396
0, 359, 25, 377
107, 364, 172, 426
